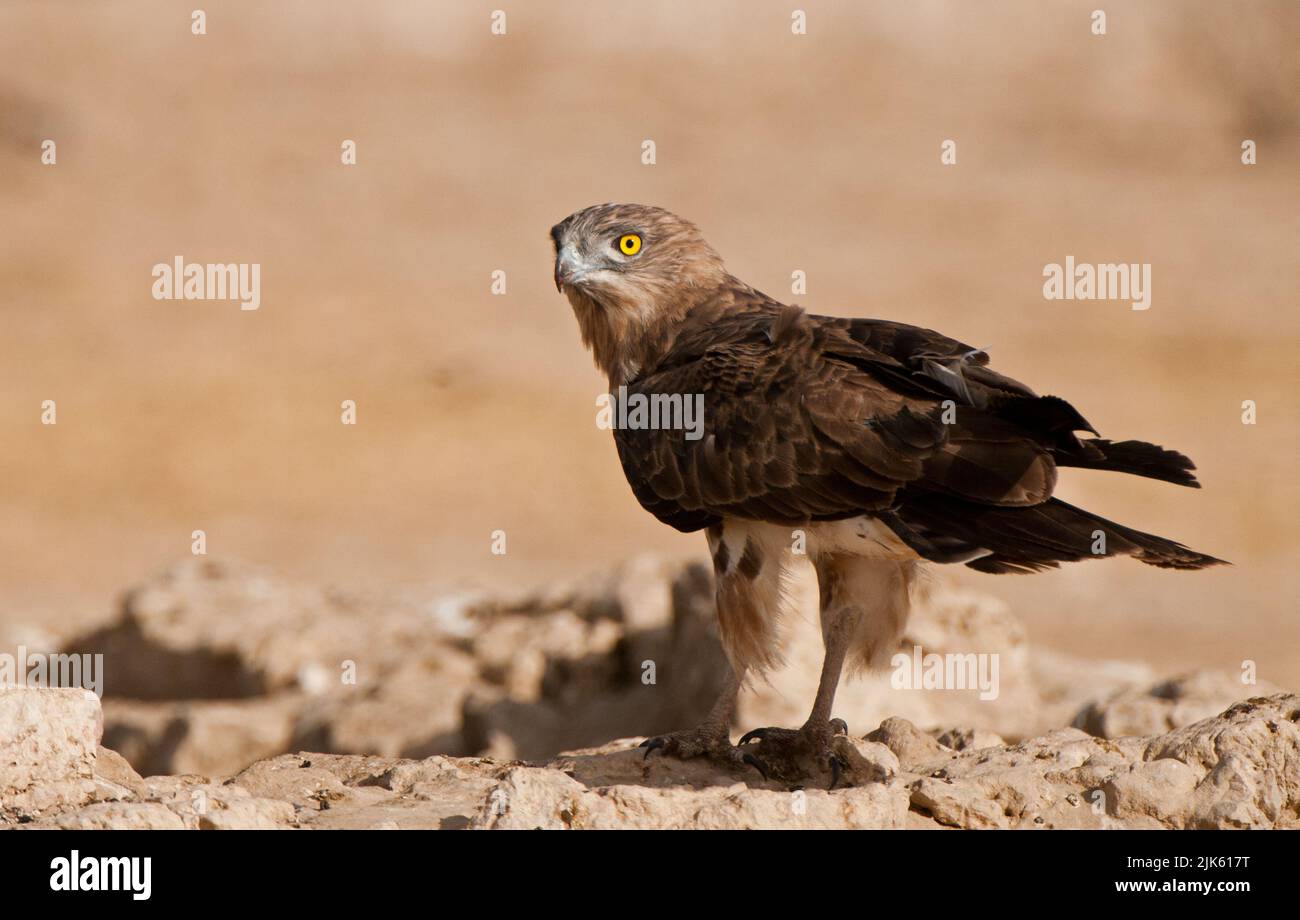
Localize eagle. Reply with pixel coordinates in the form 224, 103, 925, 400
551, 202, 1225, 786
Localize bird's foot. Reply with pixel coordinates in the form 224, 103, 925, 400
639, 726, 767, 778
738, 717, 851, 789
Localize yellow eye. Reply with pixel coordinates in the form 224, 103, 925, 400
617, 233, 642, 256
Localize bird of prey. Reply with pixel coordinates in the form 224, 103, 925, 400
551, 202, 1225, 786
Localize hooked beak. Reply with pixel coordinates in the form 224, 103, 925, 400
554, 245, 584, 293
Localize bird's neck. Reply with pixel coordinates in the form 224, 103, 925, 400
571, 280, 735, 387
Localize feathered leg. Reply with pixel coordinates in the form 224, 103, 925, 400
740, 555, 914, 787
640, 520, 790, 776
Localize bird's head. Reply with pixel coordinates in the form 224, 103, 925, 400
551, 203, 728, 382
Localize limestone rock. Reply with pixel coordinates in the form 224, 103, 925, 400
0, 688, 104, 822
473, 762, 910, 830
5, 694, 1299, 829
934, 727, 1007, 752
866, 716, 952, 772
102, 696, 300, 778
9, 557, 1298, 830
68, 557, 726, 775
43, 802, 188, 830
1144, 695, 1300, 829
1075, 671, 1280, 739
60, 557, 455, 700
1101, 758, 1201, 828
0, 688, 101, 795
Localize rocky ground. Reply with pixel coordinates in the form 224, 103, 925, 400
2, 557, 1296, 829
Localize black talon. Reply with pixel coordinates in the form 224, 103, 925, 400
640, 737, 666, 760
742, 753, 769, 779
738, 728, 767, 745
828, 755, 844, 790
829, 718, 849, 736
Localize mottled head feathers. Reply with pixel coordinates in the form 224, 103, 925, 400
551, 203, 731, 383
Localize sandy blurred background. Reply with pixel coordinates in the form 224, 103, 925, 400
1, 1, 1296, 686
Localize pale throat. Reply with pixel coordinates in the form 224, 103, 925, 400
566, 261, 728, 386
571, 298, 653, 386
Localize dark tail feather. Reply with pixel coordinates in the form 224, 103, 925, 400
886, 495, 1228, 573
965, 499, 1227, 573
1058, 439, 1201, 488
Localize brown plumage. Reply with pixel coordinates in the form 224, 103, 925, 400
552, 202, 1225, 784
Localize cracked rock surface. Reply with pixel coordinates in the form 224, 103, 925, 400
4, 687, 1297, 829
3, 557, 1294, 829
